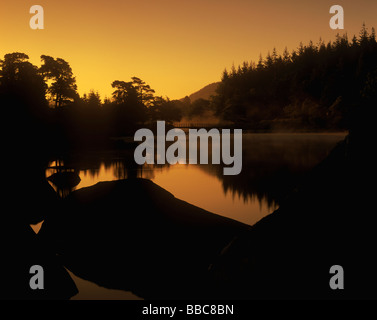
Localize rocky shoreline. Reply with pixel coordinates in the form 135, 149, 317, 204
40, 178, 251, 299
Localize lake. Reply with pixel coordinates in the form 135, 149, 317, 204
39, 132, 346, 299
44, 132, 346, 226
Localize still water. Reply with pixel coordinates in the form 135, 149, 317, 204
45, 133, 346, 226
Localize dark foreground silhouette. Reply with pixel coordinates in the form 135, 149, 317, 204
1, 132, 375, 299
40, 134, 376, 299
1, 177, 78, 300
209, 134, 377, 299
39, 179, 250, 299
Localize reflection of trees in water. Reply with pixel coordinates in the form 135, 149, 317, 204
47, 170, 81, 198
46, 160, 81, 198
45, 149, 172, 197
197, 134, 345, 206
111, 161, 159, 180
45, 134, 345, 202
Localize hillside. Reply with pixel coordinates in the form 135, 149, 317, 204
183, 82, 220, 102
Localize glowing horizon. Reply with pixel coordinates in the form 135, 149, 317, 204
1, 0, 376, 100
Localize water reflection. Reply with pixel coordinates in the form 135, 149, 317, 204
45, 133, 346, 226
67, 270, 142, 300
30, 221, 44, 234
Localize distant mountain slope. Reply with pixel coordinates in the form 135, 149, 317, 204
182, 82, 220, 102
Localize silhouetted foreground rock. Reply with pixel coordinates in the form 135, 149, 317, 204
1, 220, 78, 300
209, 137, 377, 299
10, 175, 60, 225
1, 166, 78, 300
40, 179, 251, 299
47, 171, 81, 189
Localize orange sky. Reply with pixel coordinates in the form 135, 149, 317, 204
1, 0, 376, 100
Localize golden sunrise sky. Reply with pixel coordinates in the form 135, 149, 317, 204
1, 0, 376, 100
